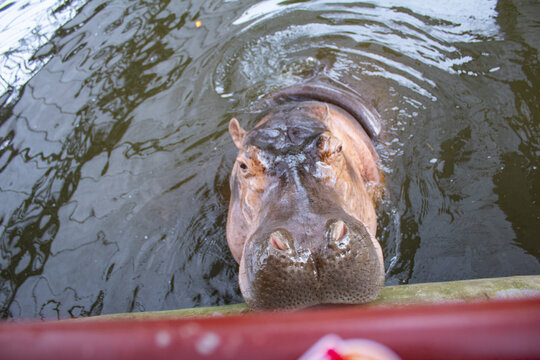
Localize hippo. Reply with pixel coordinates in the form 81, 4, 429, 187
226, 79, 385, 310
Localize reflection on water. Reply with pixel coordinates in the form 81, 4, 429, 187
0, 0, 88, 101
0, 0, 539, 318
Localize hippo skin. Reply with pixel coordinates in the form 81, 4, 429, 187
227, 79, 385, 310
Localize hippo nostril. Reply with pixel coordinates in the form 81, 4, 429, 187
329, 220, 348, 243
269, 230, 292, 251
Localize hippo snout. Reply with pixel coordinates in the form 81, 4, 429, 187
238, 219, 385, 310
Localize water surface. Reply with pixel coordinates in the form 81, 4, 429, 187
0, 0, 539, 318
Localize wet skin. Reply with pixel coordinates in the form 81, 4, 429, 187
227, 84, 385, 310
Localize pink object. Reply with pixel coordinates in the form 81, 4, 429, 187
299, 335, 401, 360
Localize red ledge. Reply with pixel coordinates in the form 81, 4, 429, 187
1, 297, 540, 360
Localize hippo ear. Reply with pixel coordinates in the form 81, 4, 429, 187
229, 117, 247, 149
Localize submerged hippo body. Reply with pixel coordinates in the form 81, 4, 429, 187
227, 80, 385, 310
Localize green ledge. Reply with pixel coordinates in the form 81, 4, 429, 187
83, 275, 540, 321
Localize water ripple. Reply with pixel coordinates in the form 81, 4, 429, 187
0, 0, 88, 101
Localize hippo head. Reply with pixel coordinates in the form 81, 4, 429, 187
227, 98, 385, 310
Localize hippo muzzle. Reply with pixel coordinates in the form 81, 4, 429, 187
227, 80, 385, 310
240, 216, 384, 310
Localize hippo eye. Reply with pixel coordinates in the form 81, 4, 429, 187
337, 145, 342, 153
239, 162, 248, 170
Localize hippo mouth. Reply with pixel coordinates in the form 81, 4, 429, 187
238, 217, 385, 310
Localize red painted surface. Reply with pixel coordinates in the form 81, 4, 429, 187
1, 297, 540, 360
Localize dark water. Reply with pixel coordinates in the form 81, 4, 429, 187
0, 0, 538, 319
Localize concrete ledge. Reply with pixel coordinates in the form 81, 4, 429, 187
84, 275, 540, 321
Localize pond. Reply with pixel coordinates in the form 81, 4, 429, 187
0, 0, 538, 319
